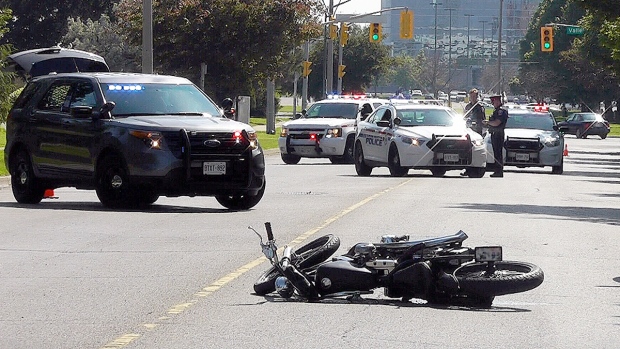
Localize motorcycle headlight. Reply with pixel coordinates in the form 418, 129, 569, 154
326, 128, 342, 138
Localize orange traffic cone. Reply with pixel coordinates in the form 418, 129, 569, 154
563, 144, 569, 157
43, 189, 56, 199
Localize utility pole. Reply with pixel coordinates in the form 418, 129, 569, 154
464, 14, 474, 89
497, 0, 503, 95
326, 0, 334, 97
464, 14, 474, 59
431, 0, 442, 98
445, 7, 455, 96
142, 0, 153, 74
302, 40, 310, 110
480, 20, 488, 52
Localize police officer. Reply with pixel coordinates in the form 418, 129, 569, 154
483, 94, 508, 177
464, 88, 486, 135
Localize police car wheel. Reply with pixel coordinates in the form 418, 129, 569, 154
388, 145, 408, 177
354, 141, 372, 176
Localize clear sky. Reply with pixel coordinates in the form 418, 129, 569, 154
333, 0, 381, 15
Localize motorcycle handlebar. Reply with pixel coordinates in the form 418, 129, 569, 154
265, 222, 274, 241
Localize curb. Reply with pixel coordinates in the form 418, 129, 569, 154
0, 176, 9, 190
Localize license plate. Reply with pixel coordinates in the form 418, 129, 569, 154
475, 246, 503, 262
515, 153, 530, 161
444, 153, 459, 162
203, 161, 226, 175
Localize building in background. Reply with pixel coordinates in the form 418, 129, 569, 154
375, 0, 540, 93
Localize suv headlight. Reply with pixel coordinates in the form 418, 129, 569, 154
280, 127, 288, 137
130, 130, 162, 149
325, 128, 342, 138
541, 135, 560, 147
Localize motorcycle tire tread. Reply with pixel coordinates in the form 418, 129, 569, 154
455, 260, 544, 297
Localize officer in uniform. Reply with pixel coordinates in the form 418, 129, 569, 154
483, 94, 508, 177
464, 88, 486, 135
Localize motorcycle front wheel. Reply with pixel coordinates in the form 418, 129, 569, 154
253, 234, 340, 295
454, 261, 544, 297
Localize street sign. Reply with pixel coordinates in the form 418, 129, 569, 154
566, 26, 584, 35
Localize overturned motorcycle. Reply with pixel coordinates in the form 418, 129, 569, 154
251, 223, 544, 307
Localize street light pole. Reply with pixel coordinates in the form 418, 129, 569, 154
464, 14, 474, 59
497, 0, 503, 95
431, 0, 442, 98
445, 7, 455, 94
327, 0, 334, 97
480, 20, 488, 52
142, 0, 153, 74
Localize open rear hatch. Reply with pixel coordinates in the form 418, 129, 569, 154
5, 46, 109, 79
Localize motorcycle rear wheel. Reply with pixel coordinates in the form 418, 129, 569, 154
253, 234, 340, 295
454, 261, 544, 297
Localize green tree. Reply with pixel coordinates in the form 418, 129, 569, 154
114, 0, 323, 107
0, 8, 17, 124
61, 14, 141, 72
307, 24, 392, 100
0, 0, 116, 50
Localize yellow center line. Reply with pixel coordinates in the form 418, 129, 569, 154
100, 178, 413, 349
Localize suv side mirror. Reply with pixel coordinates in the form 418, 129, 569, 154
98, 101, 116, 119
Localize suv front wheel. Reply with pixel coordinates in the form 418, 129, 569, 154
96, 155, 134, 208
10, 150, 45, 204
215, 180, 266, 210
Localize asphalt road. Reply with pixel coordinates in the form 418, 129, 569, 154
0, 136, 618, 349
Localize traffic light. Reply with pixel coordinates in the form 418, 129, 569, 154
302, 61, 312, 77
399, 10, 413, 39
338, 65, 346, 78
340, 22, 349, 46
541, 26, 553, 52
369, 23, 382, 43
329, 23, 338, 40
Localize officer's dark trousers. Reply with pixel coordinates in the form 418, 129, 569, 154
491, 131, 504, 173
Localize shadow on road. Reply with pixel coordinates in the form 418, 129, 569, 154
451, 203, 620, 226
0, 201, 240, 214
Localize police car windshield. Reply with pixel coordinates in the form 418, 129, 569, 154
396, 109, 455, 127
305, 103, 358, 119
102, 83, 220, 117
505, 113, 556, 131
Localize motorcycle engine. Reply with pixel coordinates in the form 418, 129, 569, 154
353, 243, 376, 264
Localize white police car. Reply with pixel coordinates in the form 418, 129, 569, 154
485, 107, 564, 174
354, 101, 487, 177
278, 95, 387, 164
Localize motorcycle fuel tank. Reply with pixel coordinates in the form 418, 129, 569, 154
315, 260, 377, 295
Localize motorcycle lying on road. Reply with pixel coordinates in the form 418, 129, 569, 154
251, 223, 544, 307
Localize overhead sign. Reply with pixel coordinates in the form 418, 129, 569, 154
566, 26, 584, 35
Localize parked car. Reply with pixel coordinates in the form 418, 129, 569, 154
278, 96, 387, 164
354, 101, 487, 177
4, 72, 266, 209
557, 112, 610, 139
485, 109, 564, 174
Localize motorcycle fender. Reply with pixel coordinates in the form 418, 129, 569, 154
315, 260, 377, 295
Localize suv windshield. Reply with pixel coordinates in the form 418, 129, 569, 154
102, 83, 220, 116
396, 109, 456, 127
506, 113, 556, 131
305, 102, 358, 119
